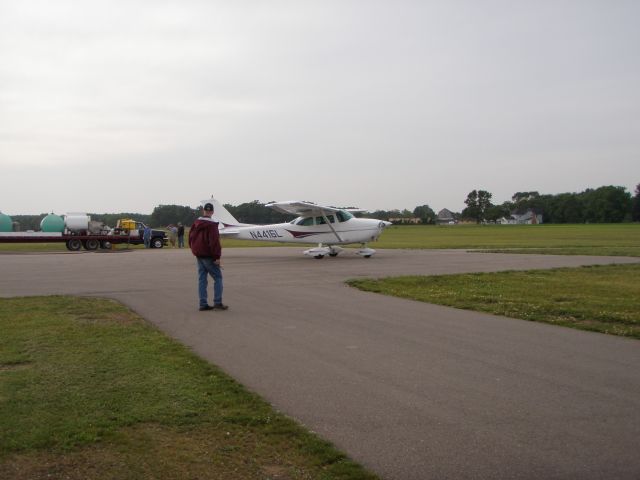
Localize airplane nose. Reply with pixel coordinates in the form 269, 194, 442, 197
379, 221, 392, 229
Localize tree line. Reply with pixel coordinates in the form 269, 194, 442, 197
371, 184, 639, 224
461, 184, 639, 224
7, 183, 640, 231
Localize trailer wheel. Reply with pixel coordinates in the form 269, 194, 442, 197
83, 239, 99, 250
66, 239, 82, 251
100, 240, 112, 250
151, 237, 164, 248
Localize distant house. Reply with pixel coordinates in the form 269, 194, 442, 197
437, 208, 456, 224
498, 209, 543, 225
389, 217, 422, 224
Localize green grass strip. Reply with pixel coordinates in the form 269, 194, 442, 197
2, 223, 639, 256
348, 264, 640, 339
0, 296, 377, 480
373, 224, 640, 255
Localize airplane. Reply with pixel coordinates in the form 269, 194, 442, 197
202, 197, 392, 258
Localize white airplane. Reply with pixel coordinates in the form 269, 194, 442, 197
203, 197, 392, 258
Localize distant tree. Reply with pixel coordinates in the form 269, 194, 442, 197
544, 193, 584, 224
413, 205, 436, 224
581, 186, 631, 223
633, 184, 640, 221
512, 191, 540, 203
226, 201, 293, 224
369, 210, 392, 221
485, 203, 511, 222
463, 190, 479, 222
463, 189, 493, 223
149, 205, 199, 227
477, 190, 493, 219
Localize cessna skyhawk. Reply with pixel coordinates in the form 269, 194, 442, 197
203, 197, 392, 258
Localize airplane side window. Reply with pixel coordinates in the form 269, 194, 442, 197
298, 217, 314, 226
327, 215, 335, 223
316, 216, 326, 225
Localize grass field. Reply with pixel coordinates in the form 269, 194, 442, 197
348, 264, 640, 339
372, 224, 640, 256
0, 296, 377, 480
1, 224, 639, 256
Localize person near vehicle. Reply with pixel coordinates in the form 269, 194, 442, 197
189, 203, 228, 311
166, 224, 177, 248
177, 222, 185, 248
143, 225, 152, 248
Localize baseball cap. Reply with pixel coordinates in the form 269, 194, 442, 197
203, 203, 214, 211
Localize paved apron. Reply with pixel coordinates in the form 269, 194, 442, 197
1, 248, 639, 479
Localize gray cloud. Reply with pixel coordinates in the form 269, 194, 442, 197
1, 0, 639, 214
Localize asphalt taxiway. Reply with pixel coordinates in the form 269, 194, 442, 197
1, 248, 639, 479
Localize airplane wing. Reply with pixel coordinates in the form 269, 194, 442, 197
266, 201, 359, 216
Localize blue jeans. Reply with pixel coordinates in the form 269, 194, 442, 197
197, 257, 223, 306
178, 235, 184, 248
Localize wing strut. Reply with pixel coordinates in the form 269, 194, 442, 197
322, 212, 343, 243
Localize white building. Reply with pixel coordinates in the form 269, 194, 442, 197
498, 209, 543, 225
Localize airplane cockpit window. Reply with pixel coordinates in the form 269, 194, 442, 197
315, 215, 336, 225
337, 211, 353, 222
297, 217, 314, 226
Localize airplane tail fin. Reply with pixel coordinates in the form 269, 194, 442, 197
201, 197, 251, 227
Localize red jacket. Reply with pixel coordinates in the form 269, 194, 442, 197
189, 217, 221, 260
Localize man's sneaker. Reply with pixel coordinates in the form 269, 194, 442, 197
199, 305, 214, 311
212, 304, 229, 311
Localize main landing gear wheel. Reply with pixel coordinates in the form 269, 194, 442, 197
314, 255, 324, 259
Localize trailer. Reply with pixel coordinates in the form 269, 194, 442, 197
0, 213, 168, 251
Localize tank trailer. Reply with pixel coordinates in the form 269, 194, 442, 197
0, 212, 167, 251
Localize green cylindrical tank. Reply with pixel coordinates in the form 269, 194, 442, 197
40, 213, 65, 233
0, 212, 12, 232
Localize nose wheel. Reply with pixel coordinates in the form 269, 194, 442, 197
356, 244, 376, 258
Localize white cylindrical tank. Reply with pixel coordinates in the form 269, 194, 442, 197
64, 213, 91, 232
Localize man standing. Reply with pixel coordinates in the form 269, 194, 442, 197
189, 202, 229, 311
143, 225, 151, 248
177, 222, 185, 248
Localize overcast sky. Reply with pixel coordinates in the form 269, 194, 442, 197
1, 0, 639, 215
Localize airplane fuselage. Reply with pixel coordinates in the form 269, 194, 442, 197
226, 217, 387, 246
